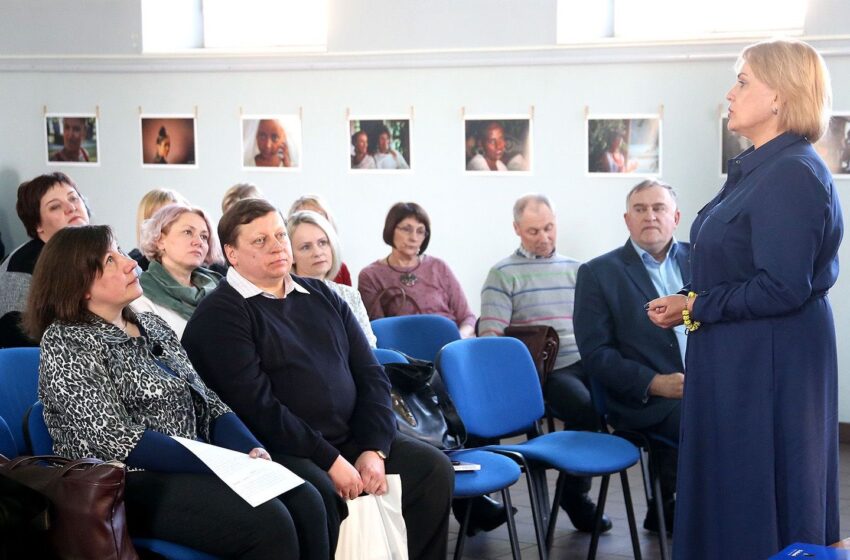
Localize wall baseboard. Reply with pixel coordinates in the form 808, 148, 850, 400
840, 423, 850, 443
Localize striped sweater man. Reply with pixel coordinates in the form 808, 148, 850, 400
479, 248, 581, 369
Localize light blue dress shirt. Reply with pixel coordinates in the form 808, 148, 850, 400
630, 239, 687, 367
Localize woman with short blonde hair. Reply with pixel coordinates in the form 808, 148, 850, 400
288, 194, 352, 286
130, 188, 186, 271
287, 210, 376, 346
739, 39, 831, 141
131, 204, 223, 337
647, 38, 842, 558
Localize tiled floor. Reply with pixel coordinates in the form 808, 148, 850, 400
446, 442, 850, 559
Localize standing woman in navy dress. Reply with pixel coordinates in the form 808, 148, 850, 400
647, 39, 842, 559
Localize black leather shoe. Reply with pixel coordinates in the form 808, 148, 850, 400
643, 498, 675, 534
560, 492, 613, 533
455, 496, 518, 537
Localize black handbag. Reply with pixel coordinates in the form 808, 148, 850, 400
382, 356, 467, 450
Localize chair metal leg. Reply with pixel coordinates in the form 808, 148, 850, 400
531, 467, 551, 530
651, 469, 670, 560
638, 448, 653, 503
619, 470, 643, 560
491, 451, 546, 560
517, 464, 549, 560
523, 469, 549, 560
545, 472, 566, 552
586, 475, 610, 560
501, 488, 522, 560
453, 499, 473, 560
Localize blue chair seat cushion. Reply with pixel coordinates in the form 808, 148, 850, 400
447, 449, 521, 498
489, 431, 639, 476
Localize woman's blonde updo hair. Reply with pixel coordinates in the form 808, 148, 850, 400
135, 188, 186, 245
738, 38, 832, 142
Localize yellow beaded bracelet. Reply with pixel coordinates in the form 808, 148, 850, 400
682, 291, 701, 333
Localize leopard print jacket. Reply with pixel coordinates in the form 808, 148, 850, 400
38, 311, 231, 463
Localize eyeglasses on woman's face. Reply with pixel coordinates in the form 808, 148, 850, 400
395, 225, 428, 238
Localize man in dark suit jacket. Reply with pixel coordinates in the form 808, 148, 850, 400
574, 180, 688, 533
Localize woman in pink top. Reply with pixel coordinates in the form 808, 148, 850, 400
358, 202, 476, 338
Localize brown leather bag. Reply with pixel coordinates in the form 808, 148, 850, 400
0, 455, 138, 560
504, 325, 560, 386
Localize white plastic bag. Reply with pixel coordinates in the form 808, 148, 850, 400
335, 474, 408, 560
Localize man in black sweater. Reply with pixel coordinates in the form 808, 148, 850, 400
183, 199, 453, 560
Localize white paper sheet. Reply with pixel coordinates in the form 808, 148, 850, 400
172, 436, 304, 507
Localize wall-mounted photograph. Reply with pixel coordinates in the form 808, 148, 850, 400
587, 115, 661, 176
464, 117, 531, 172
813, 113, 850, 178
720, 116, 753, 175
348, 118, 411, 171
141, 116, 196, 167
46, 114, 99, 165
242, 115, 302, 170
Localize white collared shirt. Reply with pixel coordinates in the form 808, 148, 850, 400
226, 267, 310, 300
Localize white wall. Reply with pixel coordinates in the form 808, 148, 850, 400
1, 1, 850, 418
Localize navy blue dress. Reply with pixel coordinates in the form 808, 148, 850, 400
674, 133, 843, 559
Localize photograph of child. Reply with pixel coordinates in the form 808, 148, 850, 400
141, 116, 196, 166
464, 118, 531, 172
46, 114, 99, 165
242, 115, 302, 170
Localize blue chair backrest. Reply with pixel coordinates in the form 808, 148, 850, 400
0, 415, 18, 458
0, 347, 40, 454
436, 337, 545, 439
371, 315, 461, 362
373, 348, 409, 365
26, 401, 53, 455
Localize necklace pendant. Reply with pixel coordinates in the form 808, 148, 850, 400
400, 272, 417, 287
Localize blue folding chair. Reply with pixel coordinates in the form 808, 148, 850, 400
589, 375, 674, 560
371, 314, 460, 362
25, 401, 219, 560
437, 337, 643, 560
0, 347, 40, 455
374, 345, 523, 559
448, 449, 522, 560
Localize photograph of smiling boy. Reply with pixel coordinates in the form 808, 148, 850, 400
464, 118, 530, 172
242, 116, 302, 169
141, 117, 196, 166
46, 115, 99, 164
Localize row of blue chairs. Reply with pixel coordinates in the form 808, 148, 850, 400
2, 315, 655, 560
0, 342, 526, 560
371, 314, 645, 560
